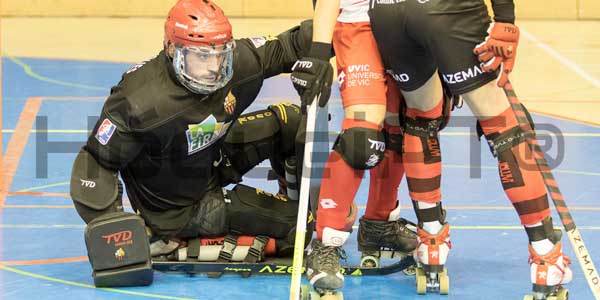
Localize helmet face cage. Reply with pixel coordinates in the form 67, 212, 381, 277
172, 40, 235, 94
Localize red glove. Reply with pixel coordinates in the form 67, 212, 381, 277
473, 22, 520, 87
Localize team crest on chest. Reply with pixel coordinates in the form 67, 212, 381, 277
186, 115, 232, 155
224, 91, 236, 115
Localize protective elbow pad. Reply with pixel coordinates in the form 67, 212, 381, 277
70, 149, 123, 223
71, 149, 120, 210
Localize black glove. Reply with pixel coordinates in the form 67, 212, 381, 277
290, 42, 333, 109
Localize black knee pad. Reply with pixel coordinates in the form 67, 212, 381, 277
481, 125, 534, 158
333, 126, 386, 170
403, 115, 443, 139
475, 102, 535, 148
403, 116, 442, 164
85, 212, 153, 287
226, 184, 300, 238
221, 103, 301, 184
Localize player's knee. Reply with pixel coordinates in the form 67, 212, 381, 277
477, 123, 533, 158
85, 212, 153, 287
403, 110, 445, 139
403, 115, 443, 162
333, 125, 386, 170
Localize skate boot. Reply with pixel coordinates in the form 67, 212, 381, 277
150, 238, 182, 257
414, 223, 451, 295
147, 226, 184, 258
357, 208, 417, 270
304, 228, 349, 300
524, 234, 572, 300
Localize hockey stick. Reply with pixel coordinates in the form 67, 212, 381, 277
289, 100, 322, 300
152, 256, 415, 276
503, 81, 600, 299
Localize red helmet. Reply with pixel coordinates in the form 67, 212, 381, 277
164, 0, 235, 94
164, 0, 232, 47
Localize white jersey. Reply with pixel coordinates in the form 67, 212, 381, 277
337, 0, 370, 23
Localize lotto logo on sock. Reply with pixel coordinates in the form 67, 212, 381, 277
320, 198, 337, 209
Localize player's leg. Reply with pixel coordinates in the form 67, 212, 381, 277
180, 102, 312, 260
462, 82, 573, 292
369, 1, 460, 293
171, 103, 308, 259
175, 183, 314, 263
307, 21, 388, 292
225, 184, 315, 260
398, 72, 452, 280
219, 102, 302, 199
358, 77, 417, 266
418, 0, 571, 294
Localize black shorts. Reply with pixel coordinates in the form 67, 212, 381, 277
369, 0, 499, 95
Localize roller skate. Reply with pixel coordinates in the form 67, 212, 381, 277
414, 223, 451, 295
303, 228, 348, 300
357, 210, 417, 275
523, 234, 572, 300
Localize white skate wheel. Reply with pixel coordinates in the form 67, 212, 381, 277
300, 285, 311, 300
556, 288, 568, 300
360, 255, 380, 268
523, 295, 534, 300
177, 248, 187, 261
439, 272, 449, 295
310, 290, 321, 299
416, 268, 427, 295
320, 291, 343, 300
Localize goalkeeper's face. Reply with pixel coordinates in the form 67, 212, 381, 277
169, 41, 235, 94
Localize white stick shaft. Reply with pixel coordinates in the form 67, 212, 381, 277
566, 228, 600, 299
289, 102, 320, 300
